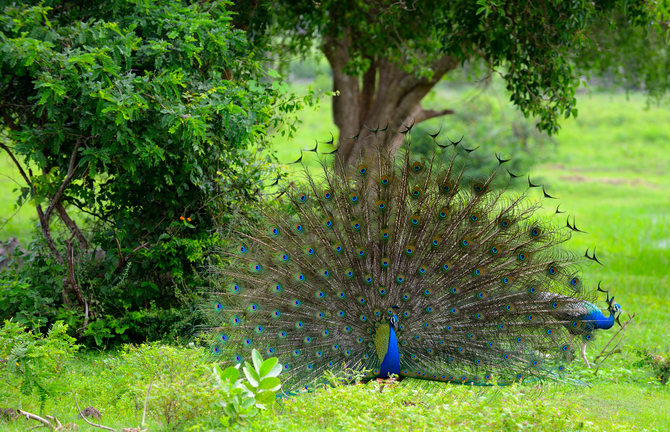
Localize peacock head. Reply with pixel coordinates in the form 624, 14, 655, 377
389, 305, 400, 331
609, 297, 622, 327
610, 301, 621, 315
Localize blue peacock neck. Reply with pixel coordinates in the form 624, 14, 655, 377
378, 315, 400, 377
582, 303, 616, 330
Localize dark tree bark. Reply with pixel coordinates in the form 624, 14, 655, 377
322, 36, 459, 164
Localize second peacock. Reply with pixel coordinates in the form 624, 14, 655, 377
206, 132, 618, 391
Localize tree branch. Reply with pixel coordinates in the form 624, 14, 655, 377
64, 237, 86, 308
55, 202, 89, 250
44, 136, 82, 221
35, 203, 64, 265
411, 106, 455, 123
142, 376, 154, 427
0, 105, 19, 132
124, 242, 150, 264
16, 409, 55, 430
0, 141, 32, 187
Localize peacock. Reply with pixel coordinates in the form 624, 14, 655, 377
561, 286, 621, 368
204, 126, 621, 391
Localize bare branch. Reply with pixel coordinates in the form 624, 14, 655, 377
78, 298, 90, 335
35, 203, 64, 265
0, 141, 32, 187
44, 415, 62, 428
64, 237, 86, 308
55, 202, 89, 250
0, 105, 19, 132
124, 242, 150, 264
75, 395, 118, 432
411, 107, 455, 123
45, 137, 82, 221
16, 409, 54, 430
595, 313, 636, 362
142, 376, 154, 427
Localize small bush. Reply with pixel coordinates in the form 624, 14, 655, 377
634, 348, 670, 385
0, 320, 79, 412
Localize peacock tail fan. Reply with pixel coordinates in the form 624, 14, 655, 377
202, 134, 598, 392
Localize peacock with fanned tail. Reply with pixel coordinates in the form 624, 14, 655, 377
204, 127, 622, 391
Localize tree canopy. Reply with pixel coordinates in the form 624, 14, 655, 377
271, 0, 670, 163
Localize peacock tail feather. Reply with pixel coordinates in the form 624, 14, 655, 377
203, 134, 603, 391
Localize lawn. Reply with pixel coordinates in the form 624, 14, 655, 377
1, 81, 669, 430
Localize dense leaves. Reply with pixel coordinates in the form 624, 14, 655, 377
271, 0, 669, 162
0, 0, 317, 344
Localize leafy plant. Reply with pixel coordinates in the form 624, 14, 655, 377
634, 348, 670, 385
211, 348, 282, 426
0, 0, 326, 346
0, 320, 79, 413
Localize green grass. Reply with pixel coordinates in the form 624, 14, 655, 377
0, 155, 34, 245
2, 84, 670, 430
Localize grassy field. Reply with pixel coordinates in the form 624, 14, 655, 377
1, 83, 669, 430
0, 155, 34, 246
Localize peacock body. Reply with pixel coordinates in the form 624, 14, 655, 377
205, 130, 619, 391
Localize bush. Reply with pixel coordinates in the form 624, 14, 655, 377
0, 0, 323, 346
0, 320, 79, 412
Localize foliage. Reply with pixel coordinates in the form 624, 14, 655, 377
116, 344, 283, 428
577, 11, 670, 100
0, 320, 79, 413
118, 342, 216, 426
210, 348, 283, 427
0, 0, 324, 345
0, 341, 284, 430
272, 0, 670, 135
633, 348, 670, 385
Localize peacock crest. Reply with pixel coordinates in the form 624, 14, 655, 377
204, 130, 618, 391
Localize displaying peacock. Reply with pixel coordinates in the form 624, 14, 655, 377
204, 127, 621, 391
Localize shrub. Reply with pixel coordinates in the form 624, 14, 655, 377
0, 320, 79, 412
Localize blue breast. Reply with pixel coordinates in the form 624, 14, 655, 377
379, 325, 400, 377
578, 305, 615, 331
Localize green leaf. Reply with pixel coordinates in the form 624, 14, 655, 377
243, 362, 260, 387
262, 363, 283, 379
258, 357, 278, 378
220, 366, 239, 383
267, 68, 281, 78
258, 376, 281, 392
240, 396, 256, 410
254, 390, 275, 406
251, 349, 263, 372
229, 104, 246, 116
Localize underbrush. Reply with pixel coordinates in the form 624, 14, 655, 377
1, 320, 669, 431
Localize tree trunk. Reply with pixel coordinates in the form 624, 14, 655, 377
322, 36, 460, 165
